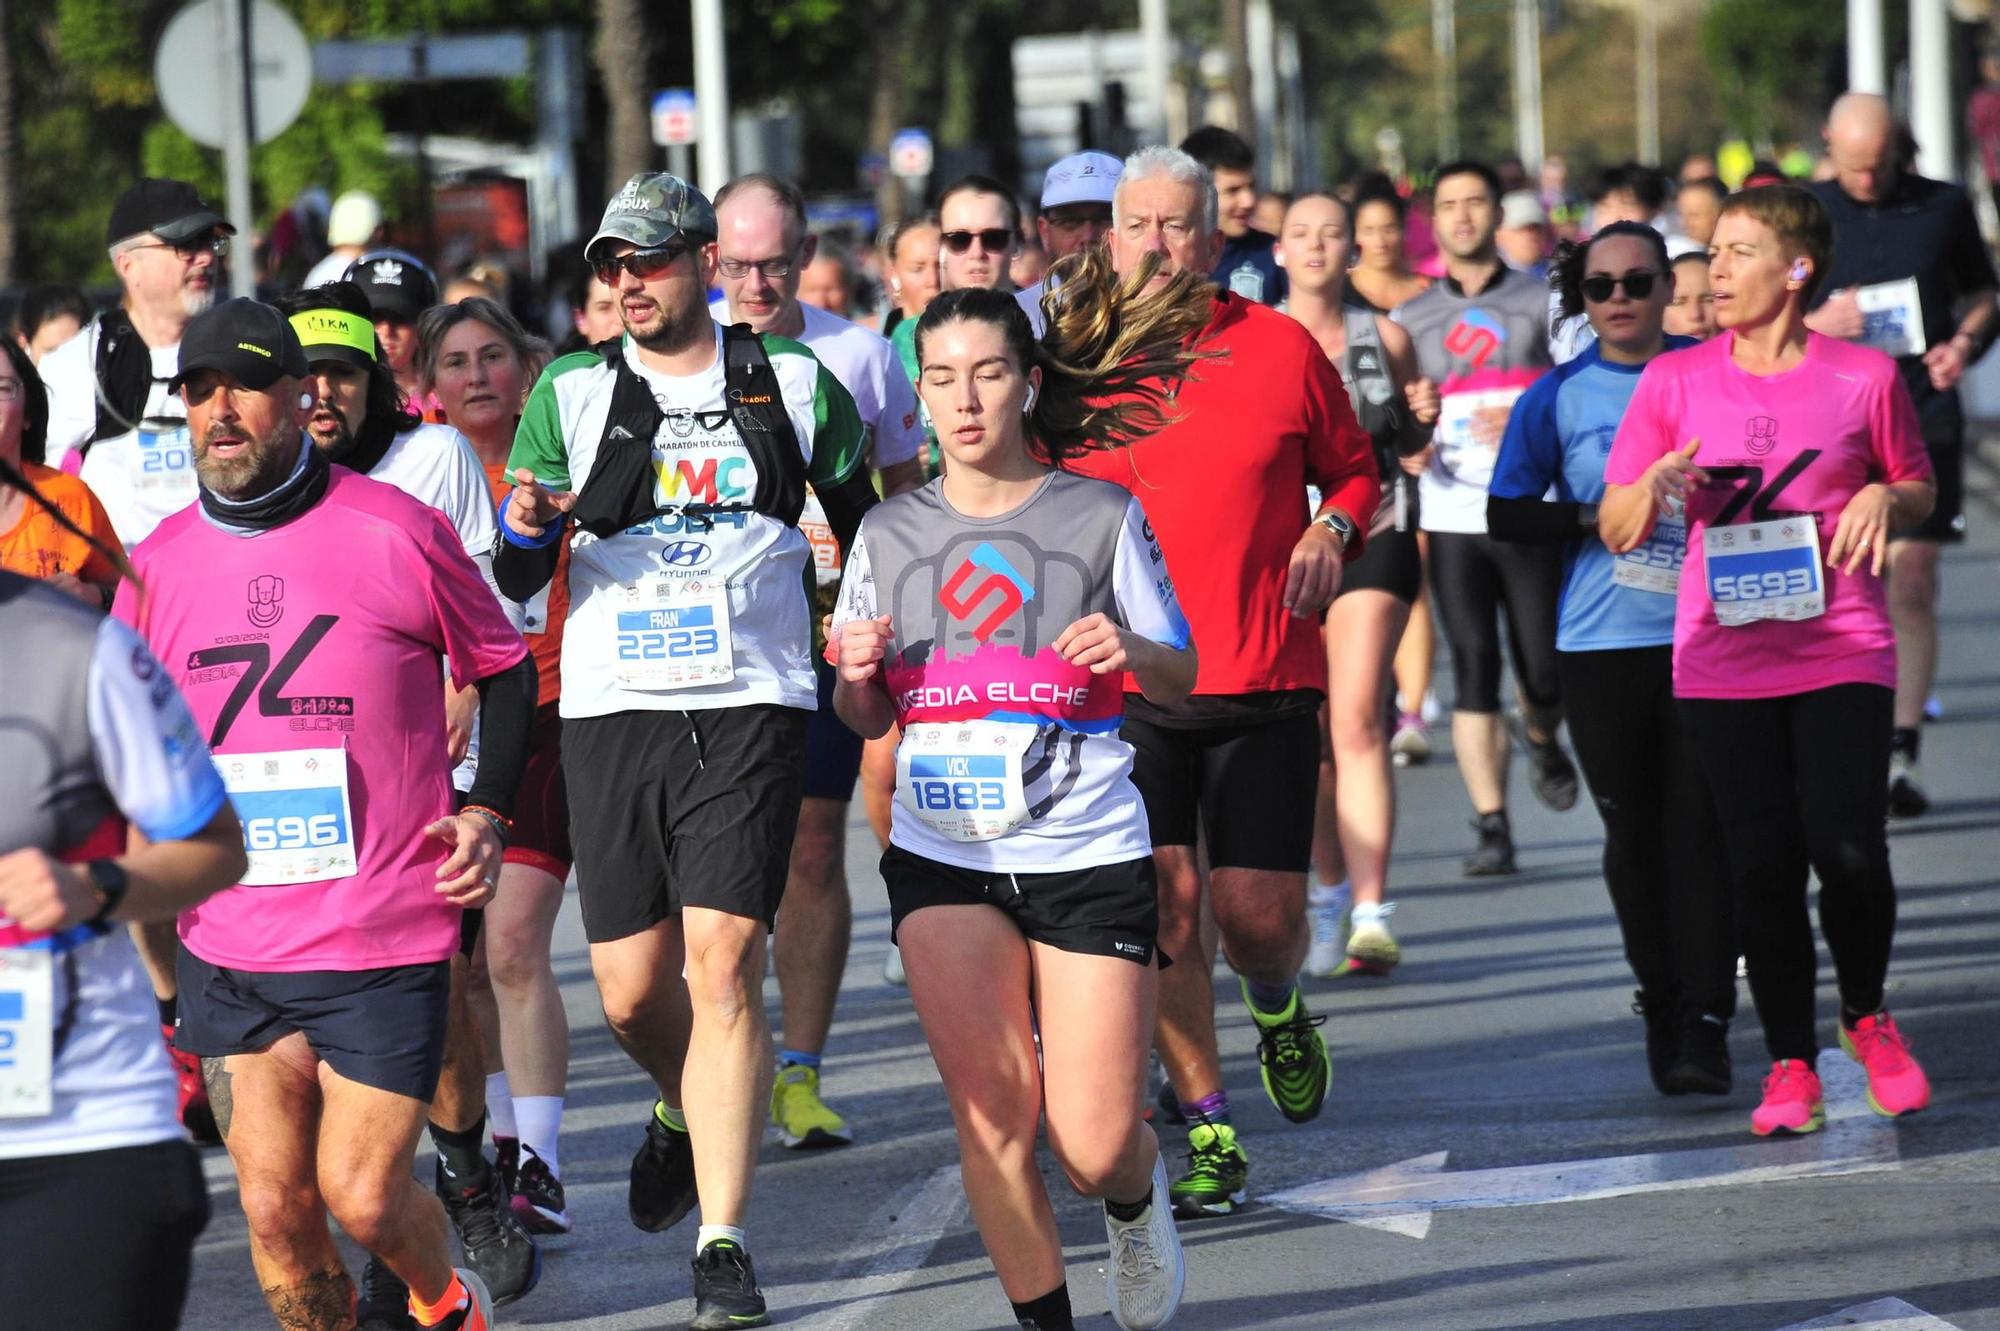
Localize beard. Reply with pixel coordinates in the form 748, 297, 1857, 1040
625, 293, 712, 356
306, 403, 355, 459
194, 417, 298, 500
180, 284, 215, 319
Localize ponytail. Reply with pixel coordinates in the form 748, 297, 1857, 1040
0, 454, 144, 599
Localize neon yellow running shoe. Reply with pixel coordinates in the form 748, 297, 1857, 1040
770, 1064, 853, 1149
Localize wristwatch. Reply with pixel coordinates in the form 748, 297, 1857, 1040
83, 858, 131, 927
1314, 509, 1357, 551
1578, 501, 1601, 534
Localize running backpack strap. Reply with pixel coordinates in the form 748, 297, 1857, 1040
722, 324, 807, 527
569, 339, 667, 538
88, 309, 155, 451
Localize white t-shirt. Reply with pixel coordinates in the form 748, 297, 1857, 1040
41, 324, 193, 548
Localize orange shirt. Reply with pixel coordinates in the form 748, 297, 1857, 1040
485, 461, 569, 709
0, 463, 120, 585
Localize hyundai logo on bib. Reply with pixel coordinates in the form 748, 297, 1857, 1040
660, 541, 712, 569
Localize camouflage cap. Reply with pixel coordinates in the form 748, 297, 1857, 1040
585, 173, 718, 261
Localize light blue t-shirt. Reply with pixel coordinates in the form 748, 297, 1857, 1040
1490, 337, 1696, 652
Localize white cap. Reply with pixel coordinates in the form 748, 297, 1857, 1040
1499, 190, 1546, 230
1041, 151, 1122, 209
327, 191, 383, 248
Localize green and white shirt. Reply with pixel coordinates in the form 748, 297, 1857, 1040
507, 323, 866, 718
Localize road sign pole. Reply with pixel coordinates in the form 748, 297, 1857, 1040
218, 0, 257, 298
691, 0, 731, 196
668, 144, 693, 181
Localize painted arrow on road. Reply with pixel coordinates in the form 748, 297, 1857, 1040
1774, 1297, 1966, 1330
1264, 1057, 1900, 1239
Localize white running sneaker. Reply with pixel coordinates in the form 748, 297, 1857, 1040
881, 944, 908, 987
1104, 1154, 1186, 1331
1305, 882, 1351, 978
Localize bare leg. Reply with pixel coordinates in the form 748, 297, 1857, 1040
133, 919, 179, 1005
1452, 710, 1510, 816
1034, 942, 1159, 1206
1328, 591, 1410, 908
679, 906, 774, 1228
590, 918, 693, 1104
1887, 540, 1941, 731
483, 864, 569, 1100
1210, 867, 1309, 986
773, 797, 851, 1056
428, 956, 486, 1135
1393, 536, 1436, 712
316, 1063, 457, 1307
1149, 845, 1220, 1103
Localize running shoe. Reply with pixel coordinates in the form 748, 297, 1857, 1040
1506, 710, 1580, 812
1751, 1059, 1825, 1137
416, 1269, 494, 1331
1304, 884, 1351, 977
436, 1160, 541, 1306
689, 1240, 770, 1330
1169, 1117, 1249, 1219
1104, 1154, 1186, 1331
1462, 813, 1517, 877
770, 1063, 854, 1149
882, 944, 908, 987
1340, 905, 1400, 977
1839, 1011, 1931, 1117
1631, 989, 1680, 1095
1887, 754, 1930, 820
1665, 1013, 1732, 1096
1390, 712, 1431, 767
510, 1146, 573, 1235
163, 1024, 220, 1145
492, 1136, 519, 1198
1241, 979, 1332, 1123
357, 1256, 415, 1331
630, 1103, 700, 1233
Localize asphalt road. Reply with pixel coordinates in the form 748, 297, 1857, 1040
182, 445, 2000, 1331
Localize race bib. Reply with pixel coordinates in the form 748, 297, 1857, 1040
1611, 513, 1686, 595
897, 720, 1038, 842
611, 576, 736, 689
1853, 278, 1926, 359
1435, 389, 1522, 488
0, 948, 55, 1118
799, 488, 841, 588
133, 423, 197, 500
1704, 517, 1825, 626
218, 747, 358, 886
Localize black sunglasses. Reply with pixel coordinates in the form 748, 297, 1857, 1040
592, 243, 688, 286
940, 228, 1015, 255
1581, 272, 1660, 303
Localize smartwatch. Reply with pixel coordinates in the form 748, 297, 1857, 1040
1578, 501, 1600, 533
84, 858, 131, 927
1314, 509, 1357, 550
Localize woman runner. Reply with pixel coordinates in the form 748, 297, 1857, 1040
1488, 222, 1738, 1094
1602, 186, 1936, 1136
0, 339, 120, 607
831, 270, 1202, 1331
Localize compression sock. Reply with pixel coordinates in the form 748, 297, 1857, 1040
654, 1100, 687, 1132
1891, 727, 1921, 761
485, 1071, 517, 1139
1245, 977, 1299, 1016
428, 1115, 490, 1189
514, 1095, 564, 1178
777, 1048, 823, 1070
697, 1223, 746, 1255
1179, 1089, 1231, 1126
1011, 1285, 1075, 1331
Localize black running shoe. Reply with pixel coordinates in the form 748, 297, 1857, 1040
492, 1135, 519, 1199
630, 1104, 699, 1233
689, 1240, 770, 1330
1462, 812, 1517, 877
511, 1146, 573, 1235
1632, 989, 1681, 1095
1665, 1013, 1733, 1096
356, 1256, 415, 1331
1507, 711, 1580, 812
437, 1161, 541, 1306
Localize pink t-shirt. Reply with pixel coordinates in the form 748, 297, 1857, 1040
115, 467, 527, 972
1606, 332, 1931, 700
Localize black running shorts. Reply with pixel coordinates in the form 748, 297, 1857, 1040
1896, 374, 1965, 543
802, 658, 865, 802
1337, 524, 1423, 603
174, 951, 451, 1101
564, 705, 809, 942
1121, 707, 1319, 873
880, 844, 1161, 967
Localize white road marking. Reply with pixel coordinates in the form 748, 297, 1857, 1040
1264, 1056, 1899, 1239
782, 1164, 969, 1331
1773, 1296, 1966, 1330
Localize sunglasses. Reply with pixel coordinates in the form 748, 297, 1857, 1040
592, 243, 688, 286
133, 232, 231, 260
1582, 272, 1660, 303
941, 228, 1015, 255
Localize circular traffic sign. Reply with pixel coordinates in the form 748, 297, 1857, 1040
155, 0, 313, 150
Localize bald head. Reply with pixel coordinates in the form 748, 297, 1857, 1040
1825, 93, 1900, 202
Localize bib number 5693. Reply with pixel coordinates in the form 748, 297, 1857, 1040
1712, 567, 1815, 603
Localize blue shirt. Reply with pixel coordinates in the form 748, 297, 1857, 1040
1211, 229, 1287, 306
1490, 338, 1696, 651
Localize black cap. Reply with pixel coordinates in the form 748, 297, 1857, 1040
343, 249, 439, 323
107, 178, 234, 247
170, 298, 311, 393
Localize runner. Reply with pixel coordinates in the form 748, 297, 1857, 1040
0, 466, 244, 1331
10, 283, 92, 366
879, 214, 941, 340
892, 175, 1022, 421
1397, 159, 1579, 877
1062, 146, 1378, 1221
572, 269, 624, 347
1805, 92, 1998, 817
345, 248, 445, 418
711, 173, 926, 1152
1601, 185, 1935, 1137
831, 278, 1200, 1331
0, 339, 120, 606
417, 297, 578, 1245
1487, 222, 1738, 1094
119, 296, 535, 1331
1274, 192, 1440, 980
1179, 126, 1285, 305
1665, 250, 1718, 341
1016, 150, 1121, 337
1348, 184, 1432, 314
494, 173, 874, 1330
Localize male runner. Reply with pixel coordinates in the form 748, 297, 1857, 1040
1179, 127, 1286, 305
1062, 145, 1378, 1220
118, 297, 535, 1331
711, 172, 925, 1152
495, 173, 873, 1330
1015, 150, 1121, 337
1806, 92, 1998, 816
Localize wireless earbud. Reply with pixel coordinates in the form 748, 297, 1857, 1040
1790, 261, 1809, 283
1022, 386, 1038, 414
299, 393, 315, 409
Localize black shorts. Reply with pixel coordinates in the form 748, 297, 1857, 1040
174, 951, 452, 1101
880, 843, 1161, 966
1122, 707, 1319, 872
1339, 524, 1423, 603
507, 703, 574, 878
1896, 373, 1964, 543
802, 658, 864, 802
565, 705, 809, 942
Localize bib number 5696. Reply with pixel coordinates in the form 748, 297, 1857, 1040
245, 813, 343, 852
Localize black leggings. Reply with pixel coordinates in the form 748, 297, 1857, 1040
1558, 648, 1736, 1019
1427, 530, 1563, 714
1678, 685, 1898, 1064
0, 1139, 209, 1330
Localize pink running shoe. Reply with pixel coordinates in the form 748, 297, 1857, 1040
1840, 1012, 1931, 1118
1751, 1059, 1825, 1137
